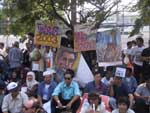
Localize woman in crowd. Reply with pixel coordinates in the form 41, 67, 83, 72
80, 92, 110, 113
9, 70, 19, 83
21, 71, 38, 98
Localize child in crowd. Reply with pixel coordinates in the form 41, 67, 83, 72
80, 92, 110, 113
112, 96, 135, 113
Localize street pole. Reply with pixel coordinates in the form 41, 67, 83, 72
71, 0, 76, 29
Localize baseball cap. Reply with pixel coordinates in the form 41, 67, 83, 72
7, 82, 18, 91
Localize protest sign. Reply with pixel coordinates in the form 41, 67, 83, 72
96, 28, 122, 66
55, 47, 80, 72
74, 23, 96, 52
34, 20, 61, 48
115, 67, 126, 78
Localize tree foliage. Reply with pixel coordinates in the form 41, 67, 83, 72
2, 0, 121, 35
130, 0, 150, 37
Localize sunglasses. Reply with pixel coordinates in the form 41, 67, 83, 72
64, 77, 71, 80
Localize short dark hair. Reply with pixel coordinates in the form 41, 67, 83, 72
88, 92, 101, 104
92, 68, 101, 76
127, 41, 132, 46
0, 42, 4, 47
136, 36, 144, 43
64, 69, 75, 78
117, 96, 130, 108
28, 32, 34, 37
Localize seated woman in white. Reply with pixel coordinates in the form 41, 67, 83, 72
21, 71, 38, 97
112, 96, 135, 113
80, 92, 110, 113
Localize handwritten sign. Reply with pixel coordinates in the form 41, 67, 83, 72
34, 20, 61, 48
115, 67, 126, 78
74, 23, 96, 52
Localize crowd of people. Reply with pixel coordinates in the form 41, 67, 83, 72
0, 32, 149, 113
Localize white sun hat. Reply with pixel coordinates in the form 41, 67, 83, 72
7, 82, 18, 91
43, 69, 56, 77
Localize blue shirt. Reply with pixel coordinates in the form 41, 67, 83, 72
8, 47, 22, 68
113, 83, 130, 99
38, 81, 57, 101
84, 81, 108, 95
52, 81, 81, 100
122, 76, 137, 93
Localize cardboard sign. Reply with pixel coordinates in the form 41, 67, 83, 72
96, 28, 122, 66
34, 20, 61, 48
74, 23, 96, 52
115, 67, 126, 78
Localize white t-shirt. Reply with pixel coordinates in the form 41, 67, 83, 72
112, 108, 135, 113
123, 48, 132, 55
131, 46, 145, 66
101, 77, 113, 86
80, 100, 110, 113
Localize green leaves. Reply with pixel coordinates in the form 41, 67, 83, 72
130, 0, 150, 36
1, 0, 121, 35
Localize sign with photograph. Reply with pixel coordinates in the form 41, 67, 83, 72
96, 28, 122, 66
55, 47, 80, 72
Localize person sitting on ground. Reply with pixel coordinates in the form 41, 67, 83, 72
38, 70, 57, 105
84, 68, 109, 95
80, 92, 110, 113
109, 72, 134, 109
0, 80, 6, 113
51, 69, 81, 113
23, 98, 47, 113
2, 82, 29, 113
122, 67, 137, 93
112, 96, 135, 113
21, 71, 38, 98
9, 70, 19, 83
101, 67, 114, 87
133, 75, 150, 113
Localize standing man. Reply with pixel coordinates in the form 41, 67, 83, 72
8, 41, 22, 72
131, 36, 145, 84
52, 69, 81, 113
2, 82, 28, 113
122, 41, 132, 66
141, 40, 150, 79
